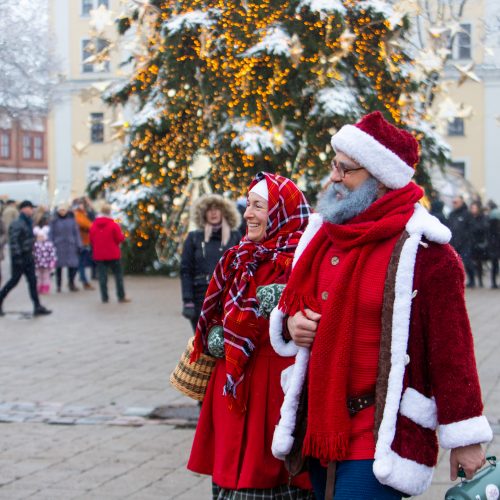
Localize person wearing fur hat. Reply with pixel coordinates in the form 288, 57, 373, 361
269, 112, 492, 499
187, 173, 313, 499
180, 194, 242, 331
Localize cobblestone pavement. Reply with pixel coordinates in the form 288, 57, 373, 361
0, 265, 499, 499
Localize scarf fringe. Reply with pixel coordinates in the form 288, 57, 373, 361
223, 373, 244, 398
279, 286, 320, 316
302, 431, 351, 462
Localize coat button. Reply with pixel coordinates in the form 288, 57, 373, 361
321, 291, 329, 300
331, 256, 340, 265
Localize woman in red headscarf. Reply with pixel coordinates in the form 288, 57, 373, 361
188, 172, 313, 499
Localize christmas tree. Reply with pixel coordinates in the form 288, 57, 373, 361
89, 0, 449, 271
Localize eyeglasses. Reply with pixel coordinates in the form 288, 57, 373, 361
331, 159, 365, 178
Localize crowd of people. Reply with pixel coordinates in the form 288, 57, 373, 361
175, 112, 494, 500
0, 197, 130, 316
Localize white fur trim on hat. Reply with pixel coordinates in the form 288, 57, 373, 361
249, 179, 268, 200
331, 124, 415, 189
438, 415, 493, 449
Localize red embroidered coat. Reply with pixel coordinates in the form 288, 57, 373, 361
187, 259, 311, 491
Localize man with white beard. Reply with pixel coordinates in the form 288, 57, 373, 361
270, 112, 492, 499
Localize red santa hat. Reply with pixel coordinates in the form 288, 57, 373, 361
331, 111, 420, 189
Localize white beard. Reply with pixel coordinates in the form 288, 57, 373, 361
316, 177, 379, 224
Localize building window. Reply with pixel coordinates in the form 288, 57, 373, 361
22, 135, 32, 159
88, 165, 101, 180
453, 23, 472, 60
447, 117, 464, 136
82, 0, 109, 16
22, 133, 44, 161
90, 113, 104, 143
82, 38, 110, 73
33, 136, 43, 160
449, 161, 466, 177
0, 131, 11, 159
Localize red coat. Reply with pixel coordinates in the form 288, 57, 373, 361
271, 208, 493, 497
187, 259, 311, 491
89, 216, 125, 261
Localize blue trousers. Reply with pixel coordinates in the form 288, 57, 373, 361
309, 458, 403, 500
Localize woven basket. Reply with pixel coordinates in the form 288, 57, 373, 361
170, 337, 216, 401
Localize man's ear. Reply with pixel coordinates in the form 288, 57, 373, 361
377, 182, 389, 199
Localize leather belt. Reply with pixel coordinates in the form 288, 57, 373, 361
347, 394, 375, 416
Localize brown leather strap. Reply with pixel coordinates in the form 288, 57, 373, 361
325, 461, 336, 500
347, 394, 375, 416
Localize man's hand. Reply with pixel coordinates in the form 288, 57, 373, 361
450, 444, 486, 480
287, 308, 321, 347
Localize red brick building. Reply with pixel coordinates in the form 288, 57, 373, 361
0, 114, 49, 182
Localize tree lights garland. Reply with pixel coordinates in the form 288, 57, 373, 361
88, 0, 450, 271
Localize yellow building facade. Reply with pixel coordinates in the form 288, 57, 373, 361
48, 0, 124, 205
441, 0, 500, 202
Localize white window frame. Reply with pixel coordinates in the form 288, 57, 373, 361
90, 113, 105, 143
81, 0, 109, 17
452, 23, 472, 60
0, 130, 11, 159
81, 38, 110, 74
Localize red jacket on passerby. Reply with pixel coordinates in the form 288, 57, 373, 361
89, 216, 125, 261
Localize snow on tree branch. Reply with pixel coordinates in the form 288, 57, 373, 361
162, 9, 218, 35
310, 86, 361, 118
243, 26, 292, 58
297, 0, 346, 17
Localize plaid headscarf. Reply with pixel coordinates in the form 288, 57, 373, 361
191, 172, 311, 407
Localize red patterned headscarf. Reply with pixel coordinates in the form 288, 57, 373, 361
191, 172, 310, 406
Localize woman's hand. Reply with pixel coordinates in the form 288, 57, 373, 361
287, 308, 321, 347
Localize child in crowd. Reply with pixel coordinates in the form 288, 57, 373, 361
33, 216, 57, 294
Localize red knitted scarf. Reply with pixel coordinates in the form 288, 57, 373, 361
279, 182, 423, 462
191, 172, 310, 409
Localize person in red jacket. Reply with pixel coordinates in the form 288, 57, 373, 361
89, 204, 130, 304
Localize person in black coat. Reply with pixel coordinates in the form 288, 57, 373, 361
180, 194, 241, 331
0, 200, 51, 316
469, 202, 489, 287
448, 195, 476, 287
429, 190, 448, 226
487, 200, 500, 289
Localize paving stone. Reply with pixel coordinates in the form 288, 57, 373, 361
122, 406, 154, 417
0, 272, 498, 499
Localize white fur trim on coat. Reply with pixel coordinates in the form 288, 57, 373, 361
269, 307, 298, 357
438, 415, 493, 449
291, 212, 323, 268
270, 213, 323, 459
399, 387, 437, 430
373, 229, 422, 489
374, 207, 453, 495
280, 365, 294, 394
406, 203, 451, 244
373, 448, 434, 496
272, 347, 310, 460
331, 125, 415, 189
